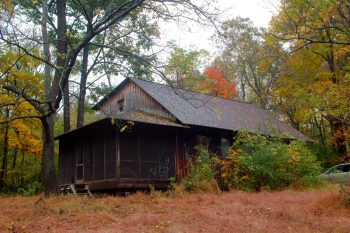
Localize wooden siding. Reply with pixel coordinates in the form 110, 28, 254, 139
99, 81, 175, 121
58, 140, 75, 185
57, 116, 235, 191
58, 120, 179, 189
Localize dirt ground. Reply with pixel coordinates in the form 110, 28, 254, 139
1, 187, 350, 233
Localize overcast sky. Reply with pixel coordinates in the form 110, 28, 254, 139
159, 0, 279, 54
95, 1, 281, 86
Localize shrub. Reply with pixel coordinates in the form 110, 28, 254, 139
0, 152, 43, 195
17, 181, 42, 196
308, 143, 338, 169
182, 145, 218, 192
217, 133, 322, 191
231, 140, 292, 191
287, 141, 322, 188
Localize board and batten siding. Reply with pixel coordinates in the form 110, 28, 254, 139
99, 81, 176, 121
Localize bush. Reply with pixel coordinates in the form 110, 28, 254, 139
287, 141, 323, 188
182, 145, 219, 192
217, 133, 322, 191
0, 152, 43, 195
17, 181, 42, 196
308, 143, 338, 169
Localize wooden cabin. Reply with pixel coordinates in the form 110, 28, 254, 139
55, 78, 310, 192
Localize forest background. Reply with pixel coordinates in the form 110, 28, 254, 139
0, 0, 349, 195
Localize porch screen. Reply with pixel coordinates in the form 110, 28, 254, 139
119, 128, 175, 180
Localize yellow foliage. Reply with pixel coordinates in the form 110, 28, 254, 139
0, 50, 43, 156
287, 145, 300, 166
0, 0, 13, 12
273, 45, 350, 125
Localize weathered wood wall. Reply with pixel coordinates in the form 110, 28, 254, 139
99, 81, 175, 121
58, 140, 75, 185
58, 120, 179, 187
58, 119, 233, 189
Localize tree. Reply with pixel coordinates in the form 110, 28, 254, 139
270, 0, 350, 49
0, 0, 218, 195
213, 17, 284, 108
165, 42, 209, 88
196, 66, 238, 99
164, 45, 237, 98
74, 1, 159, 128
0, 51, 43, 190
270, 0, 350, 157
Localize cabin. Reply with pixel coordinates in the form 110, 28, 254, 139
55, 78, 310, 192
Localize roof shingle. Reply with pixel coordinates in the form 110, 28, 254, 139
130, 78, 311, 141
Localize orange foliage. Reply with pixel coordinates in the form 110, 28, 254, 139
197, 66, 238, 99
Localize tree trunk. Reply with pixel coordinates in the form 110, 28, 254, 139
329, 117, 347, 155
11, 148, 17, 185
325, 44, 346, 155
63, 83, 70, 132
40, 0, 57, 195
56, 0, 70, 132
77, 43, 90, 128
240, 74, 246, 101
327, 43, 338, 84
0, 120, 9, 190
42, 0, 52, 99
41, 115, 57, 196
20, 151, 24, 186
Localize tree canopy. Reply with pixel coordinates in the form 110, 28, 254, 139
1, 0, 349, 195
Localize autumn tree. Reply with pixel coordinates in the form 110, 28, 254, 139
213, 17, 284, 108
0, 0, 218, 195
270, 0, 350, 157
196, 66, 238, 99
0, 51, 43, 190
271, 0, 350, 49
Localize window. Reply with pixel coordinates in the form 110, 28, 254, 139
330, 164, 350, 173
329, 165, 349, 174
197, 135, 210, 148
220, 137, 230, 158
343, 164, 350, 172
117, 98, 125, 112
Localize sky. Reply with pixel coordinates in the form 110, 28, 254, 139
159, 0, 279, 54
88, 0, 281, 87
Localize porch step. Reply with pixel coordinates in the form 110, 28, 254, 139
59, 184, 93, 197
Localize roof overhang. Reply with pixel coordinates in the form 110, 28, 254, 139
55, 115, 188, 140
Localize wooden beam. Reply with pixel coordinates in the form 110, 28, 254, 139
116, 131, 120, 181
87, 178, 170, 191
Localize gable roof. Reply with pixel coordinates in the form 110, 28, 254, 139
95, 78, 311, 141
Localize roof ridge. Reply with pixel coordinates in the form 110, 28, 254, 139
130, 77, 255, 106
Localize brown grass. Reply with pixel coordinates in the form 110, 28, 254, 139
1, 187, 350, 233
